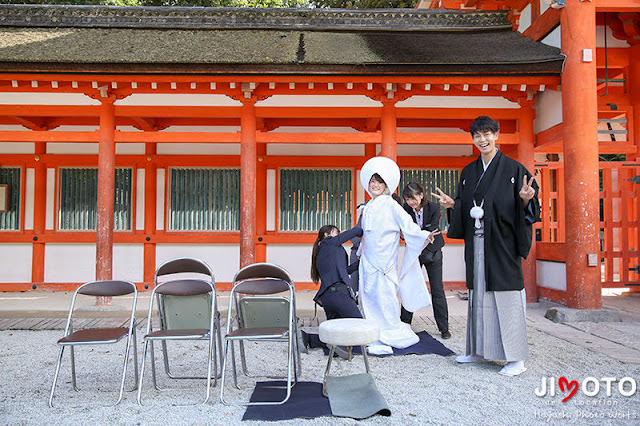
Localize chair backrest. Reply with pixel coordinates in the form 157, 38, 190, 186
77, 280, 136, 297
64, 280, 137, 336
153, 279, 214, 331
155, 257, 215, 284
239, 297, 289, 328
232, 263, 293, 295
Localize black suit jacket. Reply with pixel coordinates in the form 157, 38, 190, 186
403, 201, 445, 253
313, 225, 363, 303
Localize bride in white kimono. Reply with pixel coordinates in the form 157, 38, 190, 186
358, 157, 437, 355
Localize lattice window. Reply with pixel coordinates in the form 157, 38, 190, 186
280, 169, 352, 232
168, 168, 240, 231
58, 168, 132, 231
0, 167, 21, 230
398, 169, 460, 231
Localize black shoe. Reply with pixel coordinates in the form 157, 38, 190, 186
441, 330, 452, 339
298, 330, 310, 353
333, 346, 351, 360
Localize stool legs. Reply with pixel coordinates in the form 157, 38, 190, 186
323, 344, 372, 397
362, 345, 371, 373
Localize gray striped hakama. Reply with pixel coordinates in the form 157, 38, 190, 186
465, 222, 529, 362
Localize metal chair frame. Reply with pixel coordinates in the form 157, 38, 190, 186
220, 262, 301, 406
137, 257, 221, 406
48, 280, 138, 408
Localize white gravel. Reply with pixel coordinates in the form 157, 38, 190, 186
1, 323, 639, 425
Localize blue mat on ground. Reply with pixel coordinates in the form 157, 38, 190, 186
242, 381, 332, 421
313, 330, 455, 357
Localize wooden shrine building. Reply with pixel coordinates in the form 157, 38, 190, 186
0, 1, 637, 310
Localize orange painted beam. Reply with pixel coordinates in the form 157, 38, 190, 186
256, 132, 379, 144
595, 0, 640, 12
522, 7, 561, 41
397, 132, 519, 144
596, 47, 630, 68
535, 123, 563, 149
536, 243, 567, 262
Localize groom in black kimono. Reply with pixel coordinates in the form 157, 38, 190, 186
433, 115, 540, 376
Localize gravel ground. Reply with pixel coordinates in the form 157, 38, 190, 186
1, 323, 639, 426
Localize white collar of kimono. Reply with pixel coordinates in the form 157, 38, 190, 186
360, 156, 401, 197
482, 150, 498, 171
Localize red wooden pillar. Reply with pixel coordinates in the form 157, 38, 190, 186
561, 0, 601, 309
629, 43, 640, 293
143, 142, 157, 288
31, 142, 47, 288
96, 97, 116, 305
380, 98, 397, 161
240, 98, 257, 268
518, 104, 538, 302
256, 143, 267, 263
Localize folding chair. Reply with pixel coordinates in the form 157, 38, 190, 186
137, 257, 221, 405
48, 280, 138, 407
220, 262, 301, 406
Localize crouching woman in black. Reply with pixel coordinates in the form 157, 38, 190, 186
311, 224, 363, 320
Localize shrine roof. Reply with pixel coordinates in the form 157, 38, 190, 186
0, 5, 564, 75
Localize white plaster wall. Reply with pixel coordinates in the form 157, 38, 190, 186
397, 145, 473, 157
116, 143, 146, 155
156, 168, 165, 231
0, 244, 32, 282
0, 92, 98, 105
24, 168, 34, 230
46, 168, 55, 230
44, 243, 144, 282
442, 244, 466, 282
136, 168, 145, 231
540, 0, 549, 14
541, 26, 561, 49
267, 169, 276, 231
116, 94, 241, 106
267, 244, 315, 284
596, 25, 630, 48
157, 143, 241, 155
45, 244, 96, 282
534, 89, 563, 134
536, 260, 567, 291
518, 4, 532, 33
257, 95, 381, 107
113, 244, 144, 282
397, 96, 520, 109
271, 126, 358, 133
156, 244, 240, 283
0, 142, 35, 154
267, 143, 363, 156
47, 143, 99, 155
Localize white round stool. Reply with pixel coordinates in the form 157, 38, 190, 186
319, 318, 380, 393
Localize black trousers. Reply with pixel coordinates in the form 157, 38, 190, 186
400, 250, 449, 332
319, 283, 362, 320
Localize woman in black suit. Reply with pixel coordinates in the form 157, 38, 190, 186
401, 182, 451, 339
310, 224, 363, 320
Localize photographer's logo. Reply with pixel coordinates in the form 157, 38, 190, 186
535, 376, 637, 402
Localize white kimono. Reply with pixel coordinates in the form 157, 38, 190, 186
359, 194, 432, 350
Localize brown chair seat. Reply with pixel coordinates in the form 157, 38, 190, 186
58, 327, 130, 345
